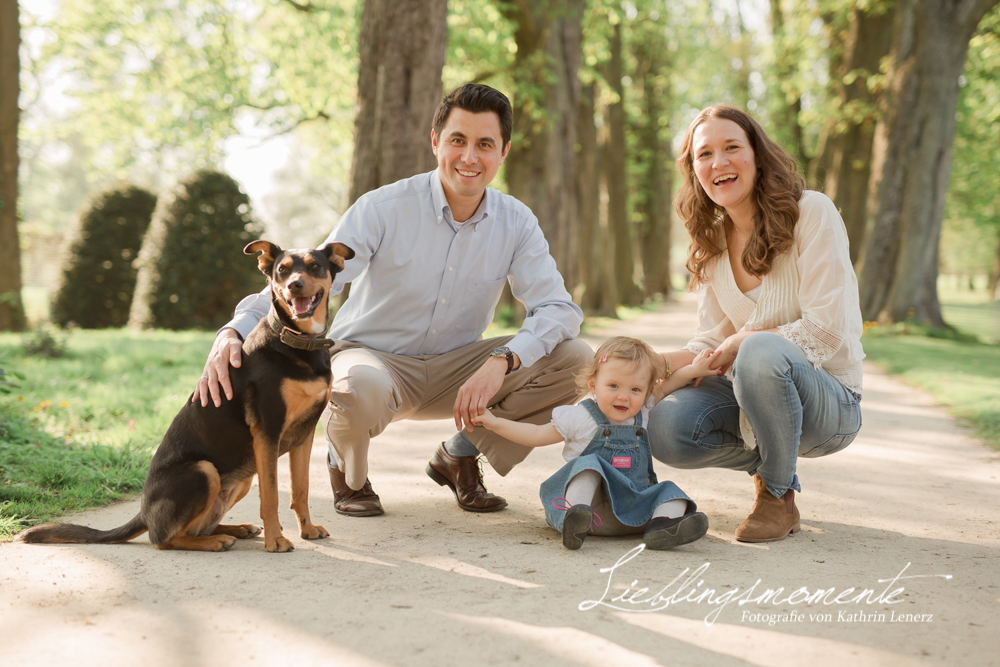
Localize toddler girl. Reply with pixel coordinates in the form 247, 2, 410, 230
474, 336, 718, 550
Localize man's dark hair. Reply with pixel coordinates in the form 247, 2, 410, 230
432, 84, 513, 150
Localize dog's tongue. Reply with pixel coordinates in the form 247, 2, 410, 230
292, 297, 312, 314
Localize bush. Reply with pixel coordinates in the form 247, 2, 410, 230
51, 185, 157, 328
129, 170, 265, 330
22, 322, 69, 358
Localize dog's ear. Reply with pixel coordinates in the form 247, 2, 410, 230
244, 240, 283, 277
319, 242, 355, 272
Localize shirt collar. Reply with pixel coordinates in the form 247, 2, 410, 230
430, 168, 494, 230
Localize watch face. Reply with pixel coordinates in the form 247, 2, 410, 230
491, 346, 510, 357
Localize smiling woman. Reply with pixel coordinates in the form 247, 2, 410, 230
648, 104, 866, 545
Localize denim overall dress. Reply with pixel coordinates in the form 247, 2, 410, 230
540, 399, 693, 533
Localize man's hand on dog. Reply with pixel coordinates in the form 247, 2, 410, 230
195, 328, 243, 407
453, 353, 519, 432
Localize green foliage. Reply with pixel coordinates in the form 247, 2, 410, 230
942, 6, 1000, 275
22, 322, 69, 358
0, 354, 25, 394
23, 0, 359, 185
129, 170, 265, 330
51, 185, 157, 328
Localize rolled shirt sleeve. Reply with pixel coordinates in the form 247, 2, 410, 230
225, 288, 270, 340
505, 211, 583, 368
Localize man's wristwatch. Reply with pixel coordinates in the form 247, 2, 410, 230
490, 346, 515, 375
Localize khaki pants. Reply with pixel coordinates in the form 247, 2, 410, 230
322, 335, 593, 490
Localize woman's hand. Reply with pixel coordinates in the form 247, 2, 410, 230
708, 330, 752, 375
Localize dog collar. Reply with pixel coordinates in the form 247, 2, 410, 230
267, 310, 335, 351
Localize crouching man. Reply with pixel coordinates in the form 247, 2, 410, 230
196, 83, 591, 516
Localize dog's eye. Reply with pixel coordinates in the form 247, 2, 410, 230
276, 266, 289, 276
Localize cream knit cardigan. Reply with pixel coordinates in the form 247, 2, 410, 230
684, 190, 865, 397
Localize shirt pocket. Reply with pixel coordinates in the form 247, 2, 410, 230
457, 276, 508, 333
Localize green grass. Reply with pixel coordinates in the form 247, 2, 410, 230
941, 299, 1000, 345
0, 328, 215, 540
862, 314, 1000, 451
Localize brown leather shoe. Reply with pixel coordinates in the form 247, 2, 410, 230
426, 443, 507, 513
328, 456, 384, 517
735, 474, 800, 542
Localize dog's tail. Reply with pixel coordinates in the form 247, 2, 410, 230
17, 514, 147, 544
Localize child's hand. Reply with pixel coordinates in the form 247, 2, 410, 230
690, 349, 724, 378
471, 409, 499, 430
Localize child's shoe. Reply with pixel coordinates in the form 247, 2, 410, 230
643, 511, 709, 550
562, 504, 594, 550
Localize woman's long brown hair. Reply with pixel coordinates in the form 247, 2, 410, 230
675, 105, 805, 288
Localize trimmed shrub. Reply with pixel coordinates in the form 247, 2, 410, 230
51, 185, 157, 328
129, 170, 265, 330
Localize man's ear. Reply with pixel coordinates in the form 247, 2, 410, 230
319, 242, 355, 272
431, 129, 439, 156
244, 240, 283, 278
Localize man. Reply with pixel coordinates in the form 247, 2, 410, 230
197, 83, 591, 516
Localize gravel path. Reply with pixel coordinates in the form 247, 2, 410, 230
2, 296, 997, 667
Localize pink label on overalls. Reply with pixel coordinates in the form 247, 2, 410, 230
612, 456, 631, 469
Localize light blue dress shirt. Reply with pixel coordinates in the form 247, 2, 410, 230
225, 170, 583, 368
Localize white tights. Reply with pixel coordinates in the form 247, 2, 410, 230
564, 469, 688, 520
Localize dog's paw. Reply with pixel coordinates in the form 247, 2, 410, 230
236, 524, 262, 539
266, 535, 295, 553
213, 535, 238, 552
301, 523, 329, 540
215, 523, 261, 539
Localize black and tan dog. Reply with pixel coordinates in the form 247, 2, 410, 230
20, 240, 355, 552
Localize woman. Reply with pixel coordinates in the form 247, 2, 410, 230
648, 105, 864, 543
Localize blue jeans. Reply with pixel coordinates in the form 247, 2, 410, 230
648, 333, 862, 499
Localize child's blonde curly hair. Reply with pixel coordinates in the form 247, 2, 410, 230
576, 336, 668, 401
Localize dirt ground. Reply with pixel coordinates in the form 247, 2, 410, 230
1, 296, 998, 667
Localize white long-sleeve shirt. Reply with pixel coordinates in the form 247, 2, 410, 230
685, 190, 865, 395
225, 170, 583, 367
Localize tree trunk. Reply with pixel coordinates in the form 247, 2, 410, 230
769, 0, 809, 173
603, 21, 639, 306
813, 3, 895, 264
577, 81, 612, 313
991, 231, 1000, 300
499, 0, 584, 290
348, 0, 447, 205
341, 0, 446, 308
730, 0, 753, 109
0, 0, 26, 331
859, 0, 998, 326
596, 124, 619, 317
634, 36, 673, 300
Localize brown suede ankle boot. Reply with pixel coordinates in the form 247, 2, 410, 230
735, 474, 800, 543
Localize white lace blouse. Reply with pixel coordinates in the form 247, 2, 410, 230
684, 190, 865, 396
